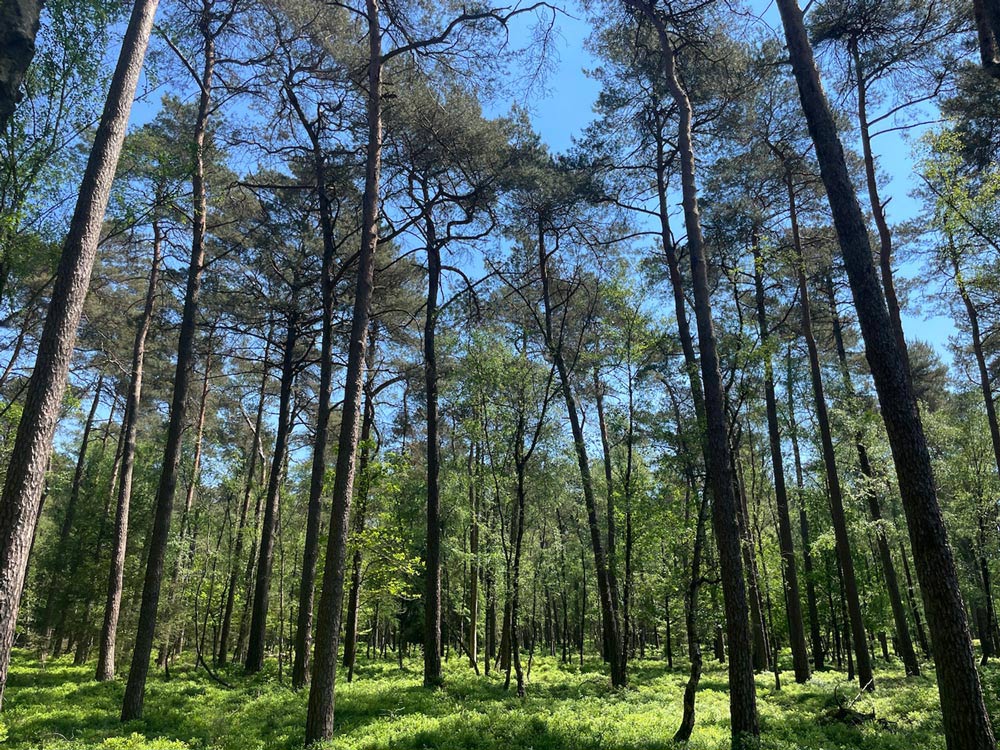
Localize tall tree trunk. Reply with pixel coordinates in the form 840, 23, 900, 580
948, 246, 1000, 483
246, 313, 299, 673
468, 442, 480, 672
626, 9, 758, 741
217, 341, 270, 666
121, 4, 212, 718
344, 358, 376, 682
787, 354, 825, 671
824, 275, 920, 676
45, 370, 105, 650
304, 0, 381, 738
537, 221, 625, 689
97, 218, 161, 680
0, 0, 158, 708
423, 228, 443, 687
751, 243, 810, 683
850, 40, 909, 375
789, 179, 874, 691
287, 84, 338, 691
776, 1, 995, 743
674, 481, 709, 742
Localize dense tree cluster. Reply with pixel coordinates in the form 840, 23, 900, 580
0, 0, 999, 747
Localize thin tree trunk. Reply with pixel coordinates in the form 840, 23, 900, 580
751, 243, 809, 682
537, 222, 625, 689
246, 313, 299, 673
45, 370, 105, 650
287, 84, 338, 690
344, 360, 376, 682
304, 0, 381, 737
121, 4, 213, 718
0, 0, 157, 708
823, 272, 920, 676
789, 179, 874, 691
218, 341, 270, 666
787, 358, 825, 671
776, 1, 995, 743
628, 10, 758, 741
97, 218, 161, 680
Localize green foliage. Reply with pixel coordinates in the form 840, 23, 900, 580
4, 650, 990, 749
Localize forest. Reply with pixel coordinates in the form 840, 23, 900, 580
0, 0, 999, 747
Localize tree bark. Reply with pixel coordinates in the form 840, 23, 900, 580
626, 7, 758, 741
776, 0, 995, 743
304, 0, 381, 737
0, 0, 42, 131
0, 0, 157, 709
121, 3, 212, 718
423, 228, 443, 687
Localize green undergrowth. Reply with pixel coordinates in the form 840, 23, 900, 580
3, 648, 997, 749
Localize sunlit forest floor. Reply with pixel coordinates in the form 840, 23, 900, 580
3, 648, 997, 749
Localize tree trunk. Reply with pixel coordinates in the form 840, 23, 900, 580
45, 370, 105, 650
423, 229, 443, 688
824, 273, 920, 677
537, 221, 625, 689
288, 84, 339, 690
0, 0, 42, 131
246, 313, 299, 674
751, 243, 810, 683
468, 443, 480, 672
121, 5, 212, 718
787, 365, 824, 671
626, 7, 758, 741
790, 180, 874, 691
0, 0, 157, 709
776, 0, 996, 743
218, 341, 270, 666
97, 218, 161, 680
344, 362, 376, 682
304, 0, 381, 738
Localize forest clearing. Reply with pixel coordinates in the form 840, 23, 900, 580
0, 0, 999, 748
0, 651, 978, 749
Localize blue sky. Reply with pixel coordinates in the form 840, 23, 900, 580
500, 3, 960, 360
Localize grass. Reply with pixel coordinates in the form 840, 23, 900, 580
2, 648, 995, 749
